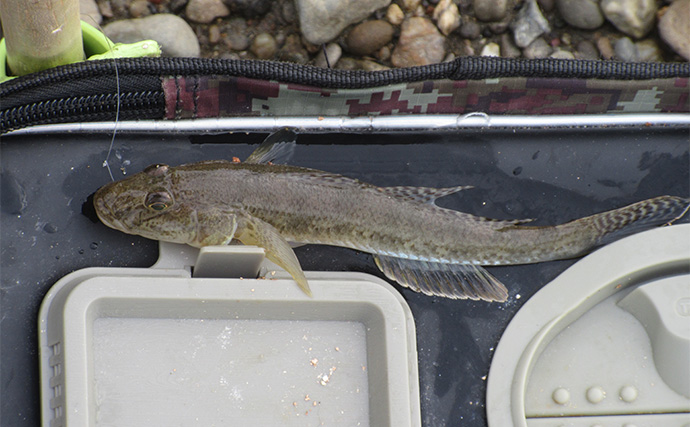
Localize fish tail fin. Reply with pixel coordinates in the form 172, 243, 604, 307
584, 195, 689, 246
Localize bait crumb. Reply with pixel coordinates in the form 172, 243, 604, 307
319, 374, 329, 386
232, 157, 241, 163
318, 366, 337, 386
335, 346, 340, 352
292, 401, 297, 407
361, 365, 366, 372
304, 394, 310, 401
310, 358, 318, 367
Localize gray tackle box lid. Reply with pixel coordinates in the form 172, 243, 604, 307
38, 243, 421, 427
486, 224, 690, 427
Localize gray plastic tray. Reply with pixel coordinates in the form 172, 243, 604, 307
38, 246, 420, 427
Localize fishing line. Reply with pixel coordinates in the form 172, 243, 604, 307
87, 17, 121, 182
321, 43, 331, 68
103, 61, 120, 182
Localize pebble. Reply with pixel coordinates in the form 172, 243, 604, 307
635, 39, 662, 62
460, 18, 481, 39
295, 0, 391, 44
523, 37, 553, 58
208, 24, 221, 44
386, 3, 405, 25
277, 33, 309, 64
658, 0, 690, 60
250, 32, 277, 59
97, 0, 114, 18
360, 59, 390, 71
500, 33, 522, 57
110, 0, 128, 16
336, 56, 359, 70
601, 0, 656, 39
481, 42, 501, 57
556, 0, 604, 30
574, 40, 599, 59
186, 0, 230, 24
596, 36, 615, 59
346, 20, 394, 56
461, 39, 476, 56
80, 0, 102, 25
128, 0, 151, 18
549, 49, 575, 59
104, 14, 200, 57
511, 0, 551, 48
281, 1, 297, 23
401, 0, 421, 12
223, 18, 250, 51
433, 0, 461, 36
614, 36, 638, 61
474, 0, 509, 22
391, 17, 446, 67
314, 42, 342, 68
376, 45, 391, 61
488, 22, 510, 35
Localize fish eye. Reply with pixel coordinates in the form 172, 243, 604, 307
145, 191, 173, 211
143, 164, 169, 177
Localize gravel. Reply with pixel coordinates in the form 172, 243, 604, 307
86, 0, 688, 69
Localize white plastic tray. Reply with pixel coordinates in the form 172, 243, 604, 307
39, 246, 420, 427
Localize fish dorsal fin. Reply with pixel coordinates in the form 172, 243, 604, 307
245, 129, 297, 165
380, 185, 473, 204
373, 255, 508, 302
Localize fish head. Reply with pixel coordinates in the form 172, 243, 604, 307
94, 163, 198, 245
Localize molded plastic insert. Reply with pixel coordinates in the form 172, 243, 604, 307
486, 224, 690, 427
39, 246, 420, 427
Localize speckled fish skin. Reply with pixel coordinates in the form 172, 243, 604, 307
94, 159, 689, 301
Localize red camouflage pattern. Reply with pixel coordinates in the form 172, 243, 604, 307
162, 75, 688, 120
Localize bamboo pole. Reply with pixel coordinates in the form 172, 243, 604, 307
0, 0, 84, 77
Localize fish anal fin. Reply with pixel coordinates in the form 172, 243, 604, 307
374, 255, 508, 302
236, 213, 311, 297
380, 185, 473, 204
245, 129, 297, 165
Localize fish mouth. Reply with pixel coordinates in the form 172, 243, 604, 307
93, 187, 128, 231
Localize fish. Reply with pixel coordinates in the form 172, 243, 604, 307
93, 130, 690, 302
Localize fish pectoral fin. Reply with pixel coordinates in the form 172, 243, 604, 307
244, 129, 297, 165
236, 214, 311, 297
380, 185, 473, 204
193, 209, 239, 246
373, 255, 508, 302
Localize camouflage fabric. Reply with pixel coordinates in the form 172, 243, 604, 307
162, 76, 689, 119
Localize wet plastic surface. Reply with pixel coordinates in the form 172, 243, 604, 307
1, 127, 689, 426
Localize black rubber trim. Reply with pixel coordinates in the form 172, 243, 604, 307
1, 56, 688, 134
2, 56, 689, 96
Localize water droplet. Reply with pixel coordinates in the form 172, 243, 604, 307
78, 249, 85, 255
43, 223, 58, 234
532, 150, 540, 160
512, 166, 523, 176
90, 242, 99, 250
